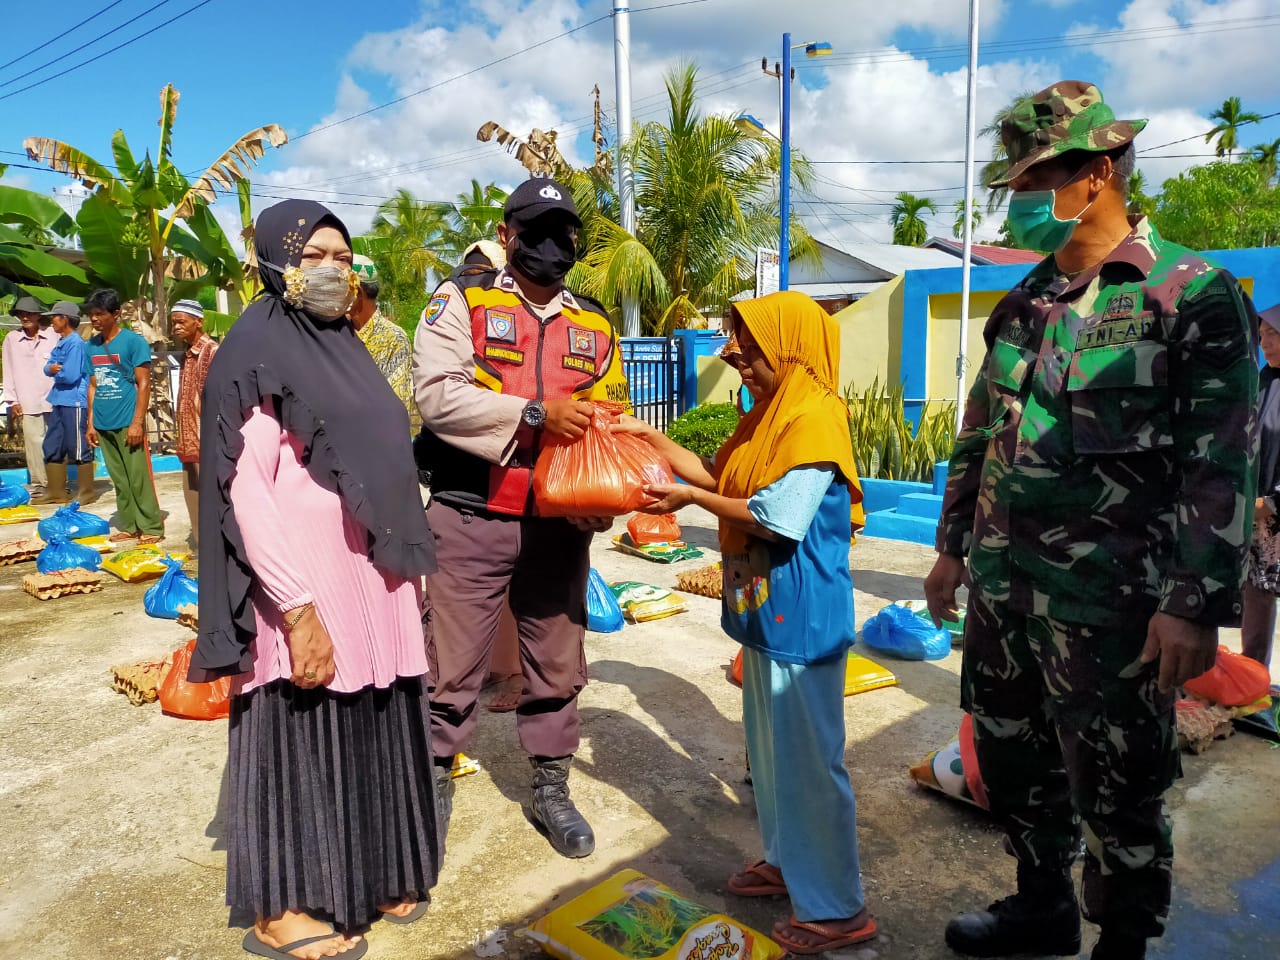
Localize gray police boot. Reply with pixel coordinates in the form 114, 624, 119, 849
528, 755, 595, 859
945, 862, 1081, 957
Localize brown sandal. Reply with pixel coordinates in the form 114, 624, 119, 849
727, 859, 787, 897
771, 915, 878, 954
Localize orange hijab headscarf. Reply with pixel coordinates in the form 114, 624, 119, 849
715, 291, 864, 554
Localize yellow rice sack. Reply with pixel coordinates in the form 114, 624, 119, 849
608, 582, 687, 623
102, 545, 190, 582
0, 505, 40, 525
523, 869, 784, 960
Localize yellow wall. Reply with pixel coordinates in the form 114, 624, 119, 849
696, 355, 742, 406
924, 290, 1006, 398
831, 275, 903, 393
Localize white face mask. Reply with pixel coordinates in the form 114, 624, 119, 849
296, 265, 357, 319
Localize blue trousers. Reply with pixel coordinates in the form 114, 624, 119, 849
42, 405, 92, 464
741, 646, 865, 921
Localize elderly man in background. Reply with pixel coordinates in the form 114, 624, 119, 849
171, 299, 217, 547
349, 255, 413, 415
2, 296, 57, 502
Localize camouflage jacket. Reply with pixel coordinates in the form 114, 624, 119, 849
937, 218, 1258, 627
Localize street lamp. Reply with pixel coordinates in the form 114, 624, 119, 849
774, 34, 833, 290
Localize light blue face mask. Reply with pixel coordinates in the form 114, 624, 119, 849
1006, 167, 1104, 253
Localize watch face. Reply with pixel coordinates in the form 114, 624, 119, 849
524, 402, 545, 427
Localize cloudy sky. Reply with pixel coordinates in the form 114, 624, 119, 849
4, 0, 1279, 248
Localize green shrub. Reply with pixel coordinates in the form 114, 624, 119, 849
845, 377, 954, 482
665, 402, 739, 458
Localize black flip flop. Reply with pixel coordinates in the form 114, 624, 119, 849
242, 928, 369, 960
380, 900, 429, 925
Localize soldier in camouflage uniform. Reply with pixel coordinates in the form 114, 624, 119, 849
924, 81, 1259, 960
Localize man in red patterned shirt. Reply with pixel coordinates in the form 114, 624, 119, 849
172, 300, 217, 547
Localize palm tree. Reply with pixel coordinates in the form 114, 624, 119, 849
979, 91, 1034, 213
440, 179, 509, 262
355, 189, 454, 321
1126, 170, 1158, 218
951, 199, 983, 239
890, 193, 938, 246
1250, 139, 1280, 183
1205, 96, 1262, 159
550, 65, 815, 334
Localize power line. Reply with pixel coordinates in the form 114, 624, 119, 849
0, 0, 179, 92
0, 0, 131, 75
1139, 110, 1280, 154
0, 0, 216, 102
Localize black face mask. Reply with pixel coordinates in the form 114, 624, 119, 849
510, 228, 577, 286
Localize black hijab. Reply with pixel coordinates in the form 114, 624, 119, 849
190, 199, 435, 681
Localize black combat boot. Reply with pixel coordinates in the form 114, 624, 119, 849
529, 755, 595, 859
1091, 929, 1147, 960
945, 862, 1081, 957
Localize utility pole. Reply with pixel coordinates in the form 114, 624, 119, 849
613, 0, 640, 336
956, 0, 980, 432
779, 32, 792, 291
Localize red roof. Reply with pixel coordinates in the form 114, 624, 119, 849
927, 237, 1042, 265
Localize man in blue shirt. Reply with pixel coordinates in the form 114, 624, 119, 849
83, 289, 163, 541
41, 301, 95, 504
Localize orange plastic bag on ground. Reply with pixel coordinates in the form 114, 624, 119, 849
158, 638, 233, 720
627, 512, 681, 545
534, 402, 672, 517
1183, 645, 1272, 707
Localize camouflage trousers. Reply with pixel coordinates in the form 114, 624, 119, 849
960, 588, 1180, 940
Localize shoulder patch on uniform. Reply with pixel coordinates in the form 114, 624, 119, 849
485, 308, 517, 343
568, 327, 597, 357
423, 294, 450, 325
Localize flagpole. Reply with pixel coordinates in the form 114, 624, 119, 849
956, 0, 980, 432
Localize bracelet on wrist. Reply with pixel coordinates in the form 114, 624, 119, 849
284, 604, 312, 631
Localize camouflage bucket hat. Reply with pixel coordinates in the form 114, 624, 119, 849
991, 80, 1147, 188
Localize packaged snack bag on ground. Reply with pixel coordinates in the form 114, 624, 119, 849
36, 534, 102, 574
534, 402, 672, 517
0, 479, 30, 509
158, 638, 232, 720
523, 869, 784, 960
143, 557, 199, 619
611, 532, 704, 564
627, 512, 681, 545
37, 501, 109, 540
103, 544, 187, 582
608, 581, 687, 623
586, 567, 625, 633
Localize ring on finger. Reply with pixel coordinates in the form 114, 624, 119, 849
304, 670, 316, 679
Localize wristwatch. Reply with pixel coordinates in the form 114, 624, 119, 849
522, 400, 547, 429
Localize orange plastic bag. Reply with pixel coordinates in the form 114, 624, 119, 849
534, 402, 672, 517
158, 638, 233, 720
1183, 645, 1271, 707
627, 512, 681, 545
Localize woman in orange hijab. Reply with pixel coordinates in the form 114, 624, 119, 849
617, 291, 876, 953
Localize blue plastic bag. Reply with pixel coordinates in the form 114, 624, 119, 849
37, 501, 110, 541
0, 480, 30, 508
36, 534, 102, 573
586, 567, 625, 633
860, 603, 951, 660
144, 557, 199, 619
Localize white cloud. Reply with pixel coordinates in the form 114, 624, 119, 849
233, 0, 1267, 250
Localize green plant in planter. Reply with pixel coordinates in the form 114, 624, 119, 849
665, 402, 739, 458
845, 377, 955, 482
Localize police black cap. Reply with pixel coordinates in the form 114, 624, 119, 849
503, 178, 582, 228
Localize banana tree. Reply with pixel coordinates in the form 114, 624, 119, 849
24, 83, 286, 341
0, 179, 91, 302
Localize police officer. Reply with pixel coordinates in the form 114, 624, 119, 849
925, 81, 1258, 960
412, 178, 629, 859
